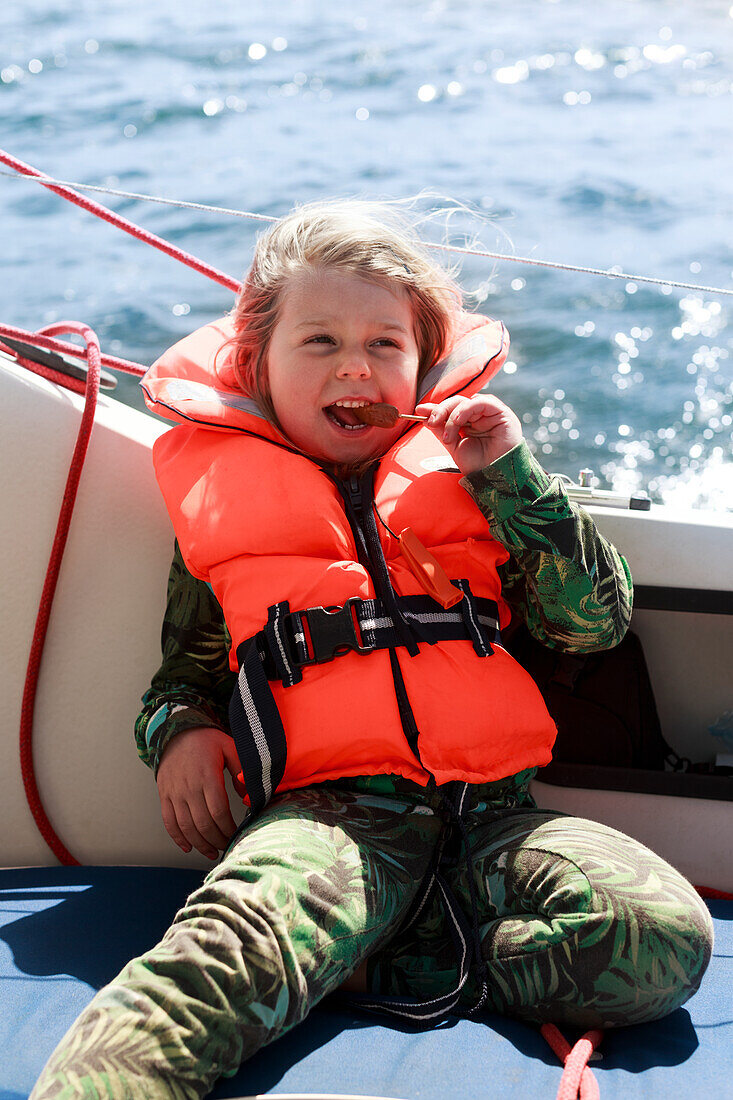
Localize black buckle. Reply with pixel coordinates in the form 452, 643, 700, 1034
301, 597, 372, 664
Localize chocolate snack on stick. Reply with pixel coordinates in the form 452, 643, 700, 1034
354, 403, 481, 434
353, 403, 427, 427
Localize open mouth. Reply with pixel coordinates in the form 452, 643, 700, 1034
323, 399, 373, 432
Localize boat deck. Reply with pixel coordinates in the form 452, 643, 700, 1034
2, 865, 730, 1100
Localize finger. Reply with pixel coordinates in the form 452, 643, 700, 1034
203, 780, 238, 842
434, 395, 467, 419
189, 792, 234, 851
422, 396, 467, 433
222, 739, 247, 797
175, 799, 221, 860
442, 401, 486, 444
446, 399, 506, 439
160, 796, 192, 854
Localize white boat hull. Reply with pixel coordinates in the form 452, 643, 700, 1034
2, 355, 731, 886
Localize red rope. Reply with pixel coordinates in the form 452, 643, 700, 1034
695, 885, 733, 901
541, 1024, 603, 1100
16, 322, 106, 865
0, 321, 146, 377
4, 349, 85, 395
0, 146, 242, 865
0, 149, 241, 295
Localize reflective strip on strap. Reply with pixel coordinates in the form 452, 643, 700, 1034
455, 579, 492, 657
344, 871, 473, 1024
236, 663, 273, 803
228, 639, 287, 817
263, 601, 302, 687
353, 586, 499, 655
358, 615, 395, 633
230, 588, 501, 819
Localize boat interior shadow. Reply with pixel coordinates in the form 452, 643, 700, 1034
0, 866, 203, 989
471, 1008, 700, 1073
208, 1001, 701, 1099
468, 1008, 699, 1073
586, 1010, 699, 1073
0, 868, 721, 1097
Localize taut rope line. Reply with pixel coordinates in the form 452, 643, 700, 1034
2, 156, 733, 298
0, 151, 241, 293
0, 167, 276, 222
3, 146, 731, 1099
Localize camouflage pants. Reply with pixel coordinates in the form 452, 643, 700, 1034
31, 773, 713, 1099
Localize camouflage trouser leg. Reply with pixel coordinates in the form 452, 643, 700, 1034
373, 800, 715, 1029
31, 777, 714, 1098
30, 784, 443, 1100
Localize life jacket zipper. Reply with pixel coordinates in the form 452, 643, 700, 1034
339, 469, 418, 656
334, 467, 424, 761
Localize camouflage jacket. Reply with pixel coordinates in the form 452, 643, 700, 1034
135, 442, 633, 774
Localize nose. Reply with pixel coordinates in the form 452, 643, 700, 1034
335, 349, 371, 380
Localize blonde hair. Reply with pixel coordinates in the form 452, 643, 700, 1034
229, 199, 462, 427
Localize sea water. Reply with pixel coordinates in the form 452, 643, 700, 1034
2, 0, 732, 508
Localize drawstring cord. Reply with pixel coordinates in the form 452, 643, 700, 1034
436, 786, 604, 1099
4, 146, 730, 1100
438, 782, 490, 1015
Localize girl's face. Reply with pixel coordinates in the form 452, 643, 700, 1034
266, 268, 420, 465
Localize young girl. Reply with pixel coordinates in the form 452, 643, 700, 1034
32, 202, 712, 1098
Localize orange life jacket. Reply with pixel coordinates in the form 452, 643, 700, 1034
142, 312, 556, 811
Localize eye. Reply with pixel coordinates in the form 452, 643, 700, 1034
304, 334, 335, 345
372, 338, 399, 348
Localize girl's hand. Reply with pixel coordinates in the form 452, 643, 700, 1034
416, 395, 523, 475
156, 726, 246, 859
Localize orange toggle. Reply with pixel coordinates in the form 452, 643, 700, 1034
398, 527, 464, 609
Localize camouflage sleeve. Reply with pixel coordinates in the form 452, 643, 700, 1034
461, 441, 633, 653
134, 542, 236, 774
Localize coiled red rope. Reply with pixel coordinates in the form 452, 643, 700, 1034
13, 322, 105, 865
0, 150, 240, 863
2, 150, 729, 1100
541, 1024, 603, 1100
2, 321, 148, 864
0, 149, 241, 294
0, 321, 146, 381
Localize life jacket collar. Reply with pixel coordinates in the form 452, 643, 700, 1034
141, 311, 509, 439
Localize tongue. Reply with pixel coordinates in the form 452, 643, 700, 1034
327, 404, 362, 427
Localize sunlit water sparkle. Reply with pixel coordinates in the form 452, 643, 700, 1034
2, 0, 732, 509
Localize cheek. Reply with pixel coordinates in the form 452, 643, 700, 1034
269, 368, 321, 433
393, 361, 419, 403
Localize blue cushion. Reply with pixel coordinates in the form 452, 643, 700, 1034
1, 866, 730, 1099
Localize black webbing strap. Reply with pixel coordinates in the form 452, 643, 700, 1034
455, 579, 493, 657
238, 586, 501, 677
229, 588, 501, 819
262, 601, 302, 687
359, 465, 421, 658
388, 647, 423, 761
228, 637, 288, 818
